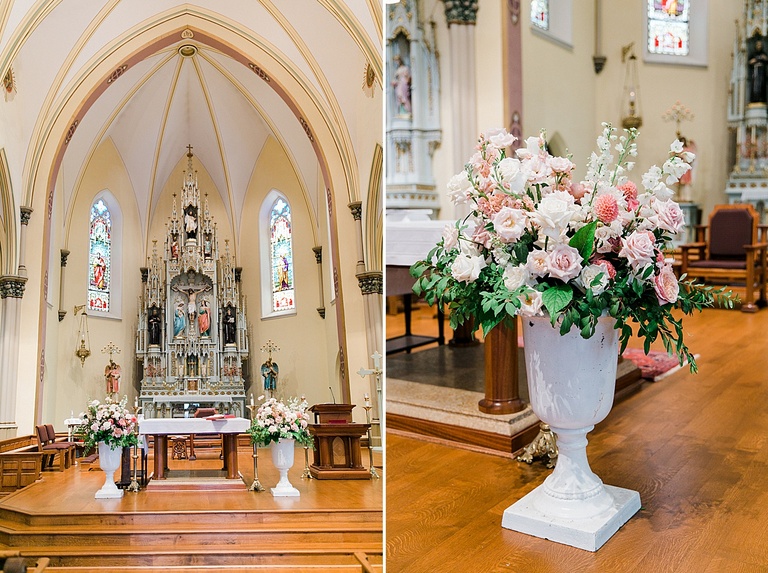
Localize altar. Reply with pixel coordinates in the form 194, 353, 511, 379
139, 417, 250, 481
135, 148, 250, 418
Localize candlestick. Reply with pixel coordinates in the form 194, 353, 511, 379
246, 403, 265, 492
362, 399, 379, 480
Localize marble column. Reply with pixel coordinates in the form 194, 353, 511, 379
58, 249, 70, 321
444, 1, 480, 346
356, 271, 383, 446
18, 207, 33, 277
0, 276, 27, 439
312, 247, 325, 318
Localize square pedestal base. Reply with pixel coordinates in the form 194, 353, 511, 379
271, 486, 300, 497
94, 488, 124, 499
501, 484, 640, 552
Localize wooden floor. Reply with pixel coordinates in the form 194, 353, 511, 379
386, 302, 768, 572
0, 445, 382, 572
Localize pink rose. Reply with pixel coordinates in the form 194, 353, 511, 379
654, 264, 679, 305
619, 230, 656, 270
568, 181, 587, 201
547, 244, 583, 282
654, 199, 685, 234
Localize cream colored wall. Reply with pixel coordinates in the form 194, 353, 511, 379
428, 0, 740, 222
241, 135, 337, 410
50, 138, 144, 431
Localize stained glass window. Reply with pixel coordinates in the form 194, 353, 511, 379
647, 0, 690, 56
270, 198, 295, 312
531, 0, 549, 30
88, 199, 111, 312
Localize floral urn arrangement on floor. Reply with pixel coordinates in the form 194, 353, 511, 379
411, 124, 733, 551
77, 396, 138, 499
248, 396, 313, 497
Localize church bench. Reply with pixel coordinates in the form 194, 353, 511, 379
0, 436, 44, 495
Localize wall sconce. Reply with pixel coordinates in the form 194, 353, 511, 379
621, 43, 642, 129
74, 305, 91, 367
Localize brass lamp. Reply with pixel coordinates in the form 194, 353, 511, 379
621, 43, 642, 129
74, 305, 91, 367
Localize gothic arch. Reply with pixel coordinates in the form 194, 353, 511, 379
0, 149, 16, 277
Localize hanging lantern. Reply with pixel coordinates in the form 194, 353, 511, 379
621, 44, 642, 129
74, 305, 91, 367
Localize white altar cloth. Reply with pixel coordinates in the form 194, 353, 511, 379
139, 417, 249, 436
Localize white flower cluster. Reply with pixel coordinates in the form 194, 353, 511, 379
79, 396, 137, 449
443, 123, 692, 313
253, 396, 310, 438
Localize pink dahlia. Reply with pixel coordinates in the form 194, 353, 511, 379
594, 194, 619, 223
618, 181, 639, 211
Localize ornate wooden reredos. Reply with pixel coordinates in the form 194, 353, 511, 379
136, 149, 249, 418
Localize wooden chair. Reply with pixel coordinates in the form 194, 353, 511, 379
680, 204, 768, 312
189, 408, 221, 461
45, 425, 78, 463
35, 425, 73, 471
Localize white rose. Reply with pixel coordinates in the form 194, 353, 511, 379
485, 128, 517, 148
447, 171, 473, 205
503, 265, 530, 291
526, 250, 550, 277
518, 290, 544, 317
579, 264, 610, 295
530, 191, 576, 239
442, 224, 459, 250
492, 207, 527, 242
497, 157, 526, 193
450, 253, 486, 283
547, 244, 583, 282
548, 156, 575, 173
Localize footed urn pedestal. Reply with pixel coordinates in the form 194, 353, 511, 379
270, 438, 300, 497
95, 442, 124, 499
502, 315, 641, 551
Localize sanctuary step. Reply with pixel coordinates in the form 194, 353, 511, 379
0, 448, 382, 571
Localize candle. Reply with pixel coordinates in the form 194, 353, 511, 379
135, 396, 138, 408
364, 393, 371, 407
250, 394, 254, 407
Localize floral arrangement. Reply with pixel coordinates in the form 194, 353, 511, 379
411, 124, 734, 372
248, 396, 313, 447
77, 395, 139, 452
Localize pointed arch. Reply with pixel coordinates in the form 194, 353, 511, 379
365, 144, 382, 272
0, 149, 16, 277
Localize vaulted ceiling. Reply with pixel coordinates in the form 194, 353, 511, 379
0, 0, 382, 249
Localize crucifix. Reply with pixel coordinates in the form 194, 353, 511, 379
661, 100, 694, 140
186, 144, 193, 156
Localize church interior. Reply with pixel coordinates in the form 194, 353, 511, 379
0, 1, 383, 571
386, 0, 768, 571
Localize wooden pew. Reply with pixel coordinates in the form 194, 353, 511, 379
0, 435, 44, 496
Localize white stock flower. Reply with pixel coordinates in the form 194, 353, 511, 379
450, 253, 486, 283
503, 265, 530, 291
492, 207, 527, 242
670, 140, 684, 153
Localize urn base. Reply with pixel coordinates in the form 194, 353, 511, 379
501, 484, 640, 552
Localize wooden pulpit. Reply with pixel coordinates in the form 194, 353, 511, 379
308, 403, 370, 479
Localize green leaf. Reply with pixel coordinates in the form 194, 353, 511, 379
569, 221, 597, 261
542, 284, 573, 318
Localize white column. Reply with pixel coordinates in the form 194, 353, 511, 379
312, 246, 326, 318
18, 207, 32, 277
445, 1, 479, 219
0, 276, 27, 439
58, 249, 70, 321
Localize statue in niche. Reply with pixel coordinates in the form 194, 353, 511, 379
392, 54, 412, 115
170, 234, 179, 260
173, 300, 186, 338
223, 306, 236, 345
184, 205, 198, 240
148, 306, 162, 346
173, 284, 212, 322
198, 298, 211, 337
261, 358, 279, 392
105, 360, 121, 394
749, 36, 768, 104
204, 233, 213, 259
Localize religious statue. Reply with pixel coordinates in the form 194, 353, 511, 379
749, 37, 768, 104
92, 253, 106, 290
392, 55, 412, 115
261, 358, 279, 392
204, 234, 213, 259
172, 283, 212, 322
198, 298, 211, 337
170, 234, 179, 260
184, 205, 198, 240
105, 360, 121, 394
148, 306, 162, 346
173, 303, 186, 337
224, 306, 236, 345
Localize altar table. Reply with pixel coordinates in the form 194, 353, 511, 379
139, 417, 249, 480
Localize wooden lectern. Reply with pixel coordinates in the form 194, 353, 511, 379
308, 403, 370, 479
